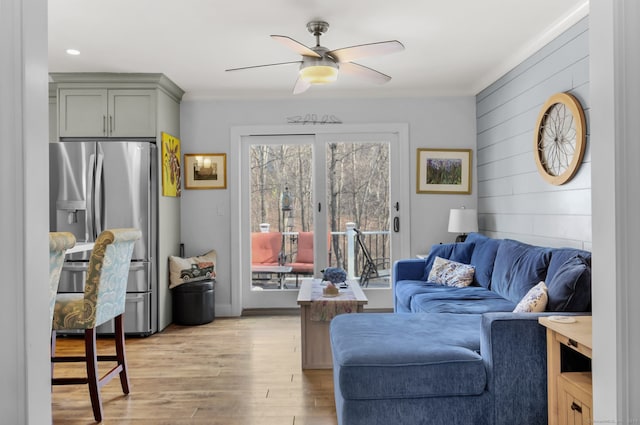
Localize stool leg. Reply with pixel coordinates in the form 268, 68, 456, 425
114, 314, 130, 394
85, 328, 103, 423
50, 330, 57, 381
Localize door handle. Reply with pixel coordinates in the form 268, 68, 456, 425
94, 153, 104, 235
394, 217, 400, 232
570, 402, 582, 413
87, 153, 96, 240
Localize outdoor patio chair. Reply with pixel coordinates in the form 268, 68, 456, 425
251, 232, 283, 266
286, 231, 314, 286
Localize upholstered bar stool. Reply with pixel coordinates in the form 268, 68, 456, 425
49, 232, 76, 333
51, 228, 141, 422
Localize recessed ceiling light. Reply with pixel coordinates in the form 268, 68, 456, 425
66, 49, 80, 56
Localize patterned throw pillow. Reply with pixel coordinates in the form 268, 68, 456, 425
427, 256, 475, 288
169, 249, 217, 289
513, 281, 548, 313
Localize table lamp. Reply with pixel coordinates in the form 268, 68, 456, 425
448, 208, 478, 242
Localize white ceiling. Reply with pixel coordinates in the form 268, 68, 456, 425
48, 0, 588, 100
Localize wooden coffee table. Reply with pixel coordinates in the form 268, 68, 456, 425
296, 279, 367, 369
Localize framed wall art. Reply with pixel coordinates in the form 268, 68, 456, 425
161, 132, 181, 197
184, 153, 227, 189
416, 148, 472, 194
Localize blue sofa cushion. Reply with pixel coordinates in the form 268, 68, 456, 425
394, 280, 435, 312
464, 233, 501, 288
547, 248, 592, 282
421, 242, 475, 281
491, 239, 552, 304
410, 287, 516, 314
546, 255, 591, 312
397, 281, 486, 313
330, 313, 486, 399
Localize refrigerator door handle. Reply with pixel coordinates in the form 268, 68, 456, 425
86, 153, 96, 241
95, 153, 104, 235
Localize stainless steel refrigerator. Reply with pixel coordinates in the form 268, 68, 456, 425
49, 140, 157, 336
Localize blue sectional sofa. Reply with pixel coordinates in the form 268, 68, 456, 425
330, 233, 592, 425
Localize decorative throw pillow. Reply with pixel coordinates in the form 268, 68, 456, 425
421, 242, 475, 281
513, 281, 548, 313
546, 255, 591, 312
169, 249, 217, 289
427, 256, 475, 288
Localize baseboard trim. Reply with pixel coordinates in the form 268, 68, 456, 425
241, 308, 299, 316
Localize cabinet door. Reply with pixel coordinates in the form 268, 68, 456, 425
58, 89, 108, 137
108, 90, 156, 137
558, 374, 592, 425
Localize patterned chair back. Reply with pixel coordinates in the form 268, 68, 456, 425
49, 232, 76, 331
84, 228, 141, 327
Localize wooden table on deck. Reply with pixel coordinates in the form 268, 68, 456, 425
251, 265, 292, 288
296, 278, 367, 369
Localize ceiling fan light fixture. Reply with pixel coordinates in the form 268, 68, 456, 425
300, 64, 338, 84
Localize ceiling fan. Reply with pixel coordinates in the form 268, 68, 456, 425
225, 21, 404, 94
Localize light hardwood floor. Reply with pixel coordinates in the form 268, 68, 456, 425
52, 314, 338, 424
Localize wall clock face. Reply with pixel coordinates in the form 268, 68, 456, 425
533, 92, 586, 185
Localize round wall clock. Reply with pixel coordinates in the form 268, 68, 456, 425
533, 92, 586, 185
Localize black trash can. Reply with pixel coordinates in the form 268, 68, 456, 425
172, 279, 215, 325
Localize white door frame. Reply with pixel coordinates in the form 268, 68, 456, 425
230, 123, 410, 316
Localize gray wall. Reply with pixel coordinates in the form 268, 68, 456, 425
475, 17, 590, 249
180, 96, 476, 315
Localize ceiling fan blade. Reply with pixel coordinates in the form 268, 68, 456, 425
271, 35, 321, 58
225, 61, 302, 72
293, 77, 311, 95
339, 62, 392, 84
329, 40, 404, 63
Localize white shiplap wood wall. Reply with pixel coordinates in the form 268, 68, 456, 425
475, 17, 590, 250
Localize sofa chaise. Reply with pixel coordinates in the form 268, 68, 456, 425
330, 232, 592, 425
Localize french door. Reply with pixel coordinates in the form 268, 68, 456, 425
231, 124, 409, 313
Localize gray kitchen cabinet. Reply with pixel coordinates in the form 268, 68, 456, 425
58, 88, 156, 137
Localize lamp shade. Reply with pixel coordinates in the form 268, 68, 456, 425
448, 208, 478, 234
299, 65, 338, 84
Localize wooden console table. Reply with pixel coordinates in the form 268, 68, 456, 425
296, 279, 367, 369
539, 316, 592, 425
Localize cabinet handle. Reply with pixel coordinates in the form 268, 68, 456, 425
568, 338, 578, 348
571, 402, 582, 413
102, 116, 106, 135
109, 116, 113, 134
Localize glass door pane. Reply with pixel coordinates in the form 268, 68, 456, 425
249, 143, 314, 291
325, 141, 391, 288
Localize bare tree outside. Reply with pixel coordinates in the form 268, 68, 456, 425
326, 142, 390, 269
250, 144, 313, 233
249, 141, 390, 280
